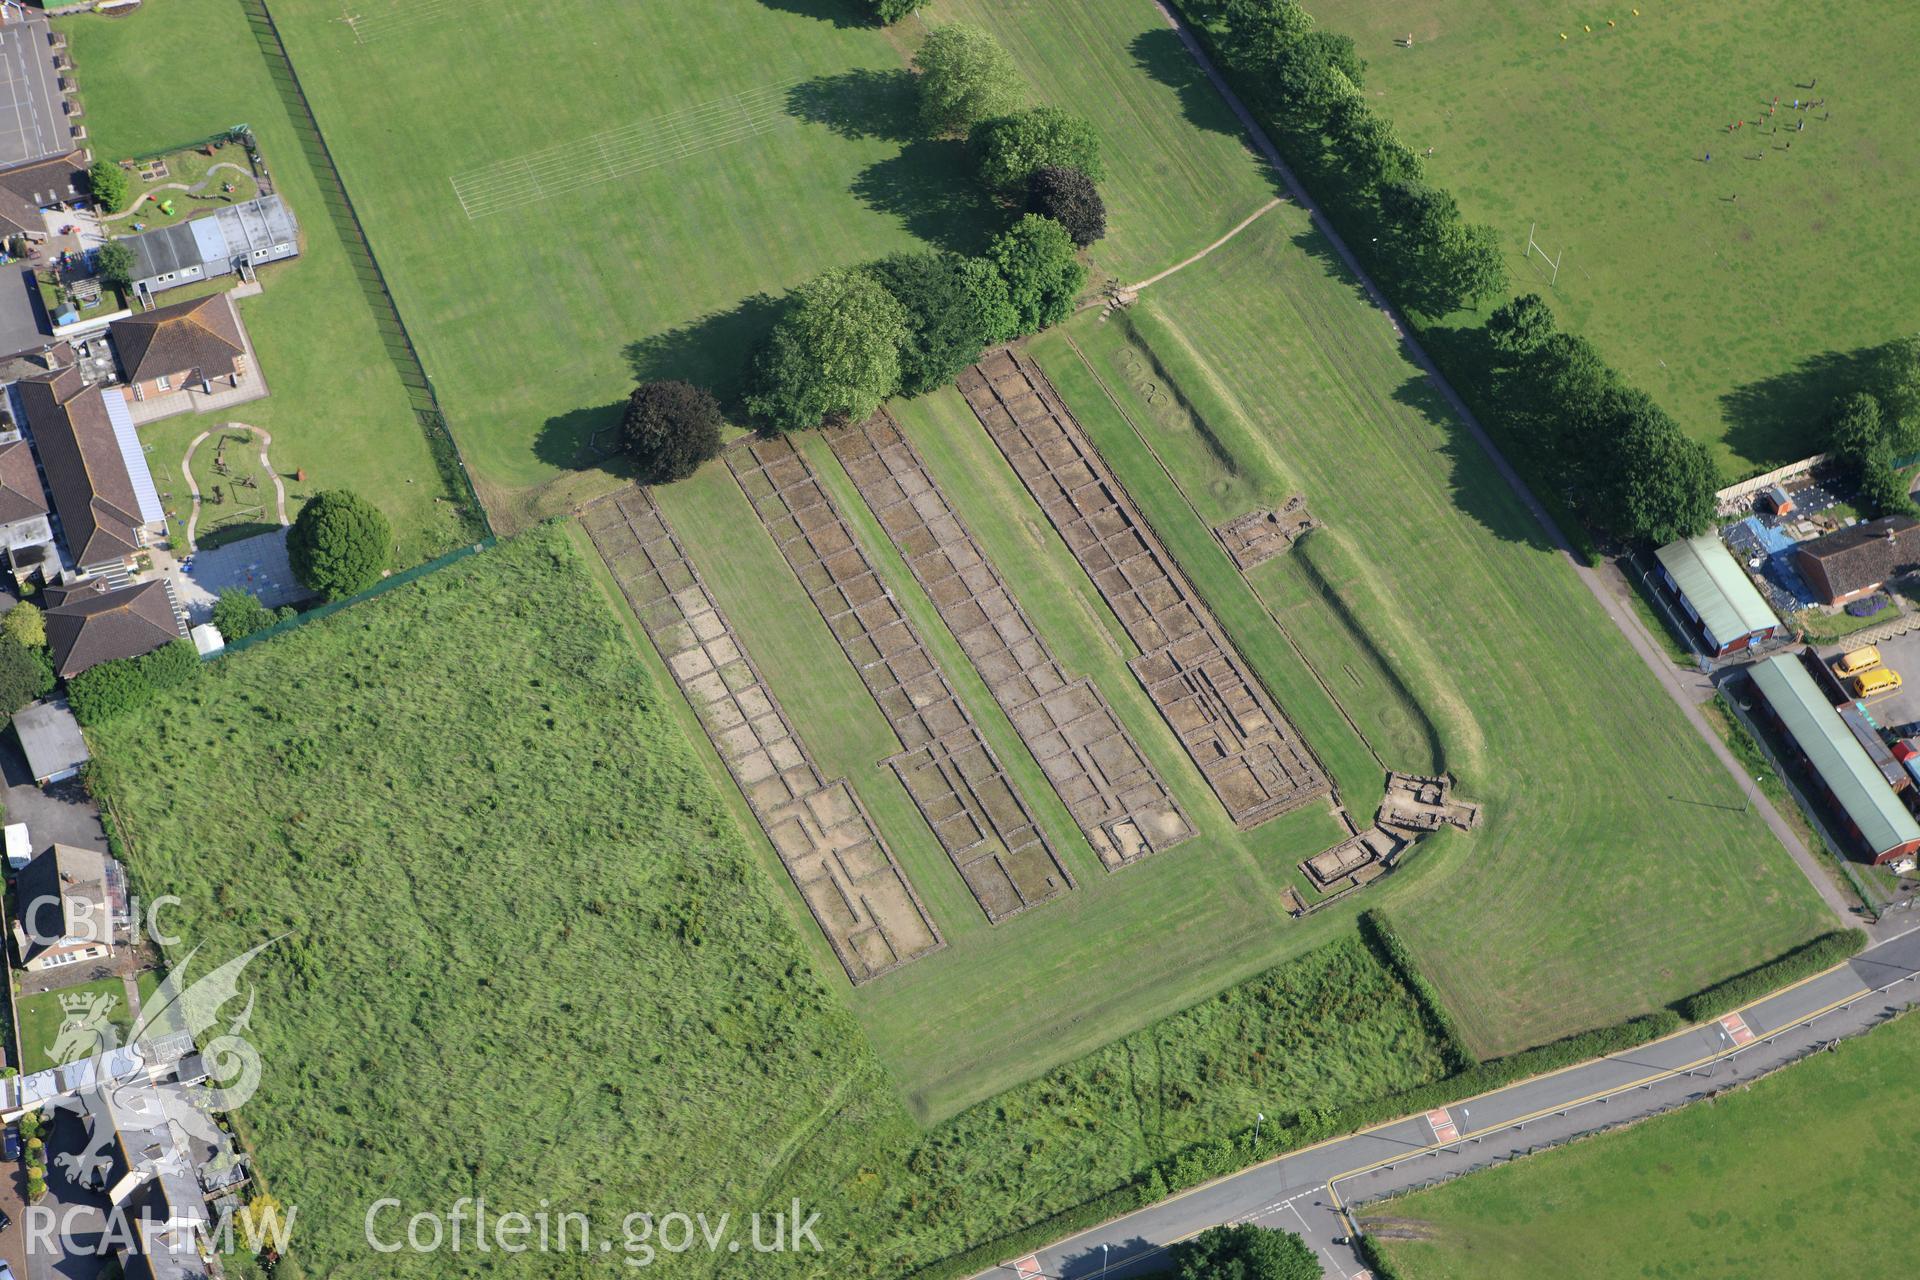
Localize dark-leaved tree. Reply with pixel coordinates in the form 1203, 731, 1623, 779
622, 380, 725, 483
1025, 166, 1106, 247
0, 632, 52, 719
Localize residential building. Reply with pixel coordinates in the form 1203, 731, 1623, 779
12, 842, 116, 973
119, 195, 298, 299
14, 364, 165, 573
1654, 532, 1782, 657
43, 577, 182, 677
1793, 515, 1920, 606
109, 292, 249, 404
12, 695, 89, 784
1746, 653, 1920, 865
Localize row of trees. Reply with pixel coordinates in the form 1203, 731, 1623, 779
625, 23, 1108, 478
1213, 0, 1506, 314
1825, 335, 1920, 518
1487, 294, 1718, 546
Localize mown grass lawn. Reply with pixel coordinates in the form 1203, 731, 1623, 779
1375, 1010, 1920, 1280
15, 977, 132, 1072
87, 525, 1454, 1277
1029, 205, 1833, 1056
60, 0, 477, 567
1309, 0, 1920, 475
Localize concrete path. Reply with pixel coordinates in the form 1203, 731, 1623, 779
1145, 0, 1859, 936
180, 422, 289, 553
975, 924, 1920, 1279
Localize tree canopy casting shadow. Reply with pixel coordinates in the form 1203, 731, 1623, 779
1720, 344, 1889, 468
853, 140, 1003, 255
754, 0, 869, 30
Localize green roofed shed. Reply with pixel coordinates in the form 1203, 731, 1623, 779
1655, 533, 1781, 657
1748, 653, 1920, 863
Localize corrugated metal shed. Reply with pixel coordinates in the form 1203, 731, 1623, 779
1656, 533, 1779, 649
1749, 654, 1920, 857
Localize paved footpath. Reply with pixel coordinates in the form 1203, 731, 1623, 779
976, 925, 1920, 1279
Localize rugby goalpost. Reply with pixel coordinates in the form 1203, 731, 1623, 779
1524, 222, 1565, 286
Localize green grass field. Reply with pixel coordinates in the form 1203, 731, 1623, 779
1309, 0, 1920, 475
60, 2, 476, 567
1028, 204, 1833, 1056
14, 978, 134, 1073
85, 525, 1455, 1276
1375, 1010, 1920, 1280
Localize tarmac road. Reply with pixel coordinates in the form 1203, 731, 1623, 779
974, 924, 1920, 1279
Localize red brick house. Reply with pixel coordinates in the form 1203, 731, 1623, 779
108, 292, 249, 403
1794, 516, 1920, 606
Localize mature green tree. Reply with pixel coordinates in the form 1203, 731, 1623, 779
1170, 1223, 1320, 1280
87, 160, 129, 215
209, 589, 293, 643
1272, 29, 1365, 121
971, 107, 1105, 196
93, 242, 136, 289
913, 23, 1024, 138
1218, 0, 1314, 73
622, 379, 725, 483
0, 633, 52, 718
1025, 165, 1107, 247
1379, 177, 1461, 245
1487, 293, 1557, 362
1326, 100, 1419, 189
987, 214, 1085, 335
1431, 221, 1509, 311
1826, 391, 1886, 467
746, 268, 910, 430
870, 0, 926, 23
871, 251, 1017, 395
1873, 334, 1920, 454
1594, 389, 1719, 545
288, 489, 394, 601
1, 600, 44, 651
1858, 447, 1917, 518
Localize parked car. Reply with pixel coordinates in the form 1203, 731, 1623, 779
1, 1124, 18, 1162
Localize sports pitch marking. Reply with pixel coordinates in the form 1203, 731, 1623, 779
449, 81, 801, 220
339, 0, 461, 45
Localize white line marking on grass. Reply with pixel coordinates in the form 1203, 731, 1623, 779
449, 80, 803, 219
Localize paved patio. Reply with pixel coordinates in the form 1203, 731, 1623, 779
126, 280, 268, 425
160, 526, 310, 623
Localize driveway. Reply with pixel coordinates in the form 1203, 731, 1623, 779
0, 733, 106, 861
26, 1108, 110, 1280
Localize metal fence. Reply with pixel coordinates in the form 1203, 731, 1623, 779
217, 540, 492, 658
236, 0, 492, 544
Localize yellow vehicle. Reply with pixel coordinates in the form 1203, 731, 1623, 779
1852, 667, 1902, 699
1835, 646, 1883, 678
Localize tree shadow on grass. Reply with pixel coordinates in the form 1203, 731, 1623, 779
536, 404, 627, 473
786, 69, 920, 143
623, 291, 785, 406
1127, 27, 1285, 193
754, 0, 871, 29
853, 140, 1002, 255
1720, 345, 1886, 469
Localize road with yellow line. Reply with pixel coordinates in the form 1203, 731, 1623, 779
976, 924, 1920, 1279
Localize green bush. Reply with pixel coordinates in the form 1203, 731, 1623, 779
0, 632, 53, 717
94, 241, 136, 290
2, 600, 44, 650
870, 0, 926, 22
88, 160, 129, 215
971, 106, 1105, 196
288, 489, 394, 600
870, 251, 1017, 395
138, 638, 202, 692
1171, 1224, 1318, 1280
210, 589, 293, 643
66, 658, 155, 726
1673, 929, 1868, 1023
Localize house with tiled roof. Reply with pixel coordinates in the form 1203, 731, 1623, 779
14, 365, 164, 573
42, 578, 182, 678
109, 291, 249, 406
1793, 515, 1920, 606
